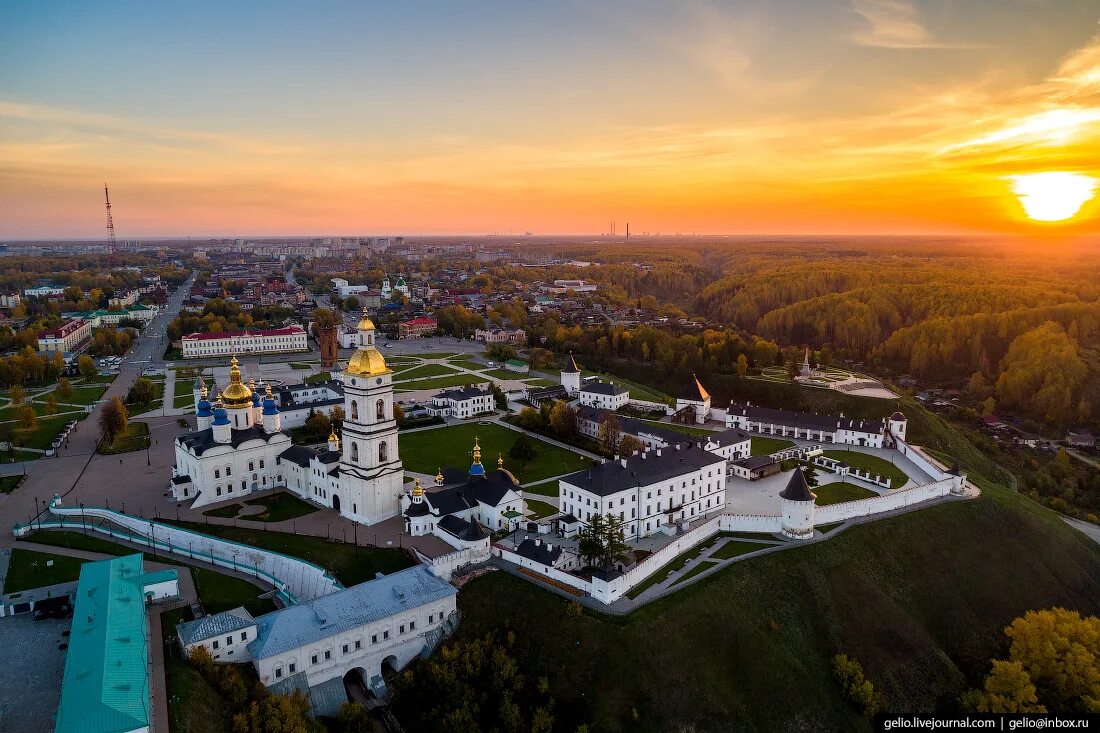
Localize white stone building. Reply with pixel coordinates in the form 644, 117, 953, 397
561, 353, 582, 395
427, 385, 495, 419
675, 376, 712, 424
177, 565, 458, 711
557, 443, 727, 539
181, 325, 308, 358
578, 381, 629, 411
37, 318, 92, 353
725, 402, 907, 448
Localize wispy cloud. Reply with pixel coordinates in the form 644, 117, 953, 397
850, 0, 984, 49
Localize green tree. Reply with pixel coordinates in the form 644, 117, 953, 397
508, 435, 537, 466
305, 410, 332, 442
127, 377, 157, 405
491, 383, 508, 411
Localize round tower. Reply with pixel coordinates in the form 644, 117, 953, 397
887, 411, 907, 443
561, 352, 581, 395
779, 469, 816, 540
211, 401, 232, 444
261, 384, 281, 434
195, 383, 214, 431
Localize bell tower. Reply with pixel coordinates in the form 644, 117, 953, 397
335, 310, 404, 524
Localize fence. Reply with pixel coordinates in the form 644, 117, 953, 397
894, 438, 950, 482
15, 499, 343, 604
413, 546, 490, 581
814, 478, 956, 523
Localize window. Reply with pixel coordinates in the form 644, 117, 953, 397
226, 636, 232, 646
214, 469, 220, 478
379, 441, 388, 462
248, 462, 254, 471
371, 634, 378, 644
410, 621, 416, 631
259, 459, 264, 469
350, 442, 358, 462
289, 662, 296, 673
399, 624, 405, 634
311, 654, 318, 665
275, 667, 283, 679
212, 640, 219, 650
376, 399, 385, 420
383, 630, 390, 640
355, 640, 362, 650
324, 650, 332, 660
240, 632, 247, 641
226, 466, 231, 476
342, 644, 349, 654
351, 400, 359, 421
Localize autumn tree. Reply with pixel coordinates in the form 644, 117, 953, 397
10, 385, 24, 405
618, 434, 644, 458
16, 404, 37, 433
78, 355, 96, 379
549, 400, 577, 439
99, 396, 128, 446
45, 394, 58, 415
597, 413, 622, 454
393, 402, 405, 428
995, 322, 1087, 426
832, 654, 882, 718
57, 376, 73, 400
127, 377, 157, 405
736, 353, 749, 377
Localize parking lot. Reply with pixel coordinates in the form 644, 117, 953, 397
0, 614, 69, 732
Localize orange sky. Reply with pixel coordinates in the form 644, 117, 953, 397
1, 1, 1099, 237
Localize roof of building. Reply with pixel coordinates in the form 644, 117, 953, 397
347, 346, 389, 376
182, 325, 304, 341
54, 555, 175, 733
437, 514, 490, 542
779, 470, 815, 502
580, 381, 628, 397
679, 376, 710, 402
514, 538, 563, 565
563, 353, 580, 372
734, 454, 778, 470
889, 411, 906, 421
171, 475, 192, 485
400, 317, 438, 327
707, 426, 751, 445
178, 424, 284, 456
279, 445, 317, 467
435, 385, 492, 401
560, 443, 724, 497
247, 566, 457, 659
177, 607, 256, 646
727, 402, 887, 435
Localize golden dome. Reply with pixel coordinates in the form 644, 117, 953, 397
347, 347, 389, 376
328, 429, 339, 444
435, 467, 444, 484
412, 478, 424, 497
356, 309, 376, 332
497, 454, 504, 469
220, 356, 253, 407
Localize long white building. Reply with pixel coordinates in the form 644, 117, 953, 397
177, 565, 458, 714
557, 443, 727, 539
725, 402, 907, 448
181, 325, 308, 358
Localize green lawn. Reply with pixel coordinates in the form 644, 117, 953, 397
400, 423, 594, 483
749, 436, 795, 456
481, 368, 528, 380
241, 492, 319, 522
304, 371, 332, 384
822, 449, 910, 488
524, 378, 558, 388
23, 531, 128, 556
97, 421, 150, 454
2, 548, 84, 593
816, 522, 844, 534
671, 560, 717, 585
12, 415, 74, 450
162, 520, 414, 587
190, 565, 277, 616
415, 352, 458, 359
289, 362, 314, 370
162, 607, 236, 733
174, 379, 198, 397
639, 420, 713, 437
525, 499, 558, 519
711, 540, 772, 560
449, 359, 485, 371
50, 385, 108, 406
202, 503, 244, 519
174, 394, 195, 408
0, 474, 23, 494
394, 363, 459, 381
624, 536, 722, 600
812, 481, 879, 506
394, 374, 488, 392
128, 400, 163, 416
522, 479, 558, 496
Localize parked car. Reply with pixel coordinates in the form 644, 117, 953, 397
44, 448, 55, 457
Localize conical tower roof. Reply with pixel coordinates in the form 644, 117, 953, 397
564, 352, 580, 373
779, 469, 815, 502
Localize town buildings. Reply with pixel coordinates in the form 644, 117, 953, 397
578, 381, 630, 410
397, 316, 437, 339
37, 318, 91, 353
725, 403, 907, 448
181, 325, 308, 358
474, 326, 526, 344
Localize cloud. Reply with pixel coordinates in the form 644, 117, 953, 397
850, 0, 984, 49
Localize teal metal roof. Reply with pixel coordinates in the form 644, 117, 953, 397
54, 554, 157, 733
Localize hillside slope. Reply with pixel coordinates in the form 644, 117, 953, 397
429, 486, 1100, 733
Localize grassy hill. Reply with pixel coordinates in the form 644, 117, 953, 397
419, 482, 1100, 733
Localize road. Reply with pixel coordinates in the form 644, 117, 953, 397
123, 272, 195, 369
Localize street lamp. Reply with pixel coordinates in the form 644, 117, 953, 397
80, 502, 86, 536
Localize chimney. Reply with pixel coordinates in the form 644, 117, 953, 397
535, 538, 541, 546
620, 457, 627, 467
546, 543, 553, 551
656, 448, 662, 456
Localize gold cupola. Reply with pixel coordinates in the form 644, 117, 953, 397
220, 356, 253, 407
355, 308, 377, 332
412, 478, 424, 497
346, 310, 389, 376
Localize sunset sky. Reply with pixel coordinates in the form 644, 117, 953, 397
2, 0, 1099, 237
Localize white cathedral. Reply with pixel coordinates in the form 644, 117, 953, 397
170, 313, 406, 525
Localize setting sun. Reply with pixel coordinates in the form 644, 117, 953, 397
1009, 172, 1097, 222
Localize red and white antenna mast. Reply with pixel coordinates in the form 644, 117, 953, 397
104, 183, 117, 254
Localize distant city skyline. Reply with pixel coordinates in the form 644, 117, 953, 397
2, 0, 1099, 237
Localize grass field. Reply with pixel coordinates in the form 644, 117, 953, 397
640, 419, 714, 437
524, 378, 559, 388
711, 540, 772, 560
436, 483, 1100, 733
749, 436, 795, 456
394, 374, 488, 392
481, 368, 527, 380
190, 565, 276, 616
400, 423, 594, 483
161, 607, 236, 733
822, 449, 910, 488
304, 371, 332, 384
813, 481, 879, 505
202, 503, 243, 519
449, 359, 484, 371
174, 379, 196, 397
525, 498, 558, 519
162, 520, 414, 587
241, 492, 318, 522
97, 421, 150, 454
173, 394, 194, 408
522, 479, 558, 496
0, 474, 23, 494
52, 385, 107, 406
394, 363, 459, 381
2, 548, 84, 593
13, 415, 73, 451
671, 559, 717, 585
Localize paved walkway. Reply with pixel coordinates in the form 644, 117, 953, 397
1064, 517, 1100, 545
